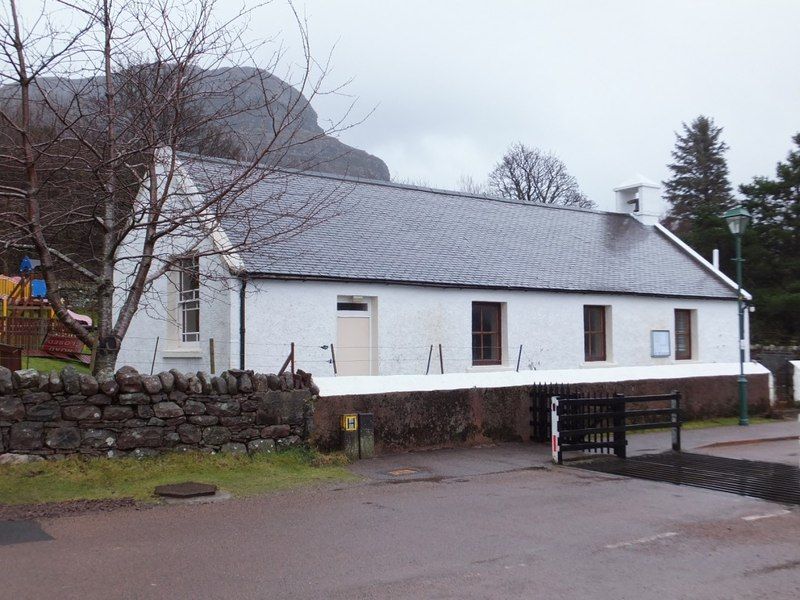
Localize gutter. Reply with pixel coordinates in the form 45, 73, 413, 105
239, 275, 248, 370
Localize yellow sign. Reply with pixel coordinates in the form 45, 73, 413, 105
342, 414, 358, 431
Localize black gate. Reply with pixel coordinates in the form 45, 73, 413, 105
539, 388, 682, 464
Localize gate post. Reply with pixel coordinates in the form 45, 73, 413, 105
671, 390, 682, 452
613, 392, 627, 459
550, 396, 561, 464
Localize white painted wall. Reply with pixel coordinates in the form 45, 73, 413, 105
229, 279, 743, 377
791, 361, 800, 403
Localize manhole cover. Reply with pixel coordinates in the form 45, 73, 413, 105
388, 468, 418, 476
154, 482, 218, 498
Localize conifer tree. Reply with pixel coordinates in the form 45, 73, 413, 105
663, 116, 734, 267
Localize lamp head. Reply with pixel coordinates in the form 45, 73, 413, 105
723, 206, 751, 236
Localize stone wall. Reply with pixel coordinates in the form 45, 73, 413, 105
0, 365, 317, 460
312, 374, 771, 454
752, 345, 800, 402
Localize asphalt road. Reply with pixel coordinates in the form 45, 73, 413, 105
2, 445, 799, 600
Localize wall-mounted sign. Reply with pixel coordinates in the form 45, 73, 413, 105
341, 414, 358, 431
651, 330, 671, 358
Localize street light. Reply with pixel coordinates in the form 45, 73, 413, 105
722, 205, 752, 426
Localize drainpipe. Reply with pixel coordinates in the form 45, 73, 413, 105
239, 275, 247, 370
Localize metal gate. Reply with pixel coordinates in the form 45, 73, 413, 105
547, 389, 682, 464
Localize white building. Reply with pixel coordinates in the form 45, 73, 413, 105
117, 155, 750, 380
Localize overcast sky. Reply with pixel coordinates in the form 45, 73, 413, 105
237, 0, 798, 209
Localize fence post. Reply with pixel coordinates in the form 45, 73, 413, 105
425, 344, 433, 375
438, 344, 444, 374
149, 336, 160, 375
551, 396, 561, 464
671, 390, 682, 452
290, 341, 295, 375
330, 343, 337, 375
613, 392, 626, 459
209, 338, 215, 374
516, 344, 523, 372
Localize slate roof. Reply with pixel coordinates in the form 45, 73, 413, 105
181, 155, 737, 300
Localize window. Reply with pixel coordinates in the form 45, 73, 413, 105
472, 302, 502, 365
583, 305, 607, 362
675, 309, 693, 360
177, 256, 200, 343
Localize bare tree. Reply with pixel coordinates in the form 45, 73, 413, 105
0, 0, 358, 373
487, 142, 594, 208
456, 174, 486, 195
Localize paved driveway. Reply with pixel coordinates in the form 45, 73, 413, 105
2, 439, 799, 599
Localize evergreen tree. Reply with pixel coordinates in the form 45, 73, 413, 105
663, 116, 735, 268
739, 134, 800, 343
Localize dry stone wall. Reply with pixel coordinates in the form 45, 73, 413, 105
0, 365, 318, 460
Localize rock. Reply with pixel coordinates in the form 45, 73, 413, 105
201, 426, 230, 446
280, 372, 295, 390
9, 422, 43, 450
62, 405, 102, 421
188, 415, 218, 426
196, 372, 212, 394
252, 373, 269, 392
118, 392, 149, 405
86, 393, 113, 405
115, 366, 142, 393
141, 375, 162, 394
222, 371, 239, 395
102, 405, 135, 421
137, 405, 154, 419
177, 423, 201, 444
12, 369, 39, 390
55, 366, 78, 394
255, 391, 308, 426
247, 438, 275, 454
237, 372, 253, 394
186, 376, 202, 395
0, 452, 44, 465
45, 427, 81, 449
96, 370, 119, 396
0, 397, 25, 421
219, 414, 254, 427
117, 427, 163, 450
47, 370, 63, 393
206, 400, 241, 417
266, 374, 281, 390
164, 432, 180, 446
25, 401, 61, 421
123, 418, 147, 428
21, 391, 52, 404
0, 366, 12, 394
170, 369, 188, 392
261, 424, 291, 439
240, 397, 258, 412
309, 382, 320, 396
220, 442, 247, 454
232, 427, 261, 442
158, 371, 175, 393
168, 390, 187, 404
277, 435, 302, 450
153, 401, 184, 419
81, 429, 116, 449
211, 376, 228, 395
130, 448, 159, 459
183, 400, 206, 415
147, 417, 166, 427
79, 374, 99, 396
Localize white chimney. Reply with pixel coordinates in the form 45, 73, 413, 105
613, 174, 666, 226
712, 248, 720, 270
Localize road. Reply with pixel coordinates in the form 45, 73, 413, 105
2, 441, 799, 599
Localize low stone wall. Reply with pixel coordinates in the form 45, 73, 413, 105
312, 374, 771, 454
0, 365, 317, 460
752, 345, 800, 402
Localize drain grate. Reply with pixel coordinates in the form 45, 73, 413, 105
574, 452, 800, 505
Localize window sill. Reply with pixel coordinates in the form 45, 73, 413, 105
162, 348, 203, 359
467, 364, 514, 372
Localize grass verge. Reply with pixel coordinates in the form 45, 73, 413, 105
22, 356, 90, 374
0, 448, 357, 505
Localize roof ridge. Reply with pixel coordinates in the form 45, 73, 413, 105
175, 150, 619, 217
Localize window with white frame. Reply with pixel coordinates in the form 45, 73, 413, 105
177, 256, 200, 343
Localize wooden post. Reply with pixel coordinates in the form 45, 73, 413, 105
516, 344, 523, 372
290, 341, 295, 375
438, 343, 444, 374
330, 343, 337, 375
671, 390, 682, 452
209, 338, 216, 374
425, 344, 433, 374
149, 336, 160, 375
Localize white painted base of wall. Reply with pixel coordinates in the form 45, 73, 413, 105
791, 361, 800, 403
315, 361, 771, 397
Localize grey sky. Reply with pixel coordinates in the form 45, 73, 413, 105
250, 0, 799, 209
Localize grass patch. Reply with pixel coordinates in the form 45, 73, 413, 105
0, 448, 357, 505
630, 415, 774, 434
22, 356, 90, 374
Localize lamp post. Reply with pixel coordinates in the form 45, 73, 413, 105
722, 206, 752, 426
